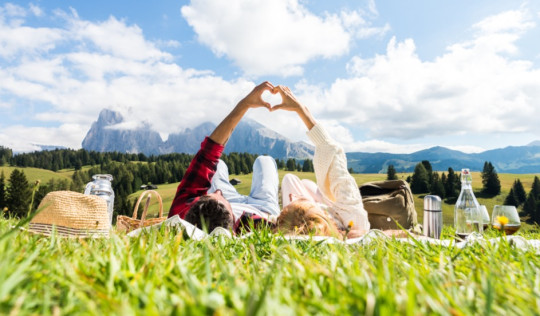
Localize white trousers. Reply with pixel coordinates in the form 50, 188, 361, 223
281, 173, 325, 208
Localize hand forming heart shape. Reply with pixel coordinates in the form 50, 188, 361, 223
261, 89, 283, 109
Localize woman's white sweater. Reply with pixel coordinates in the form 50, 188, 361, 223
307, 124, 370, 231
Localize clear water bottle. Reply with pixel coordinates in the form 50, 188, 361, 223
84, 174, 115, 228
454, 168, 483, 239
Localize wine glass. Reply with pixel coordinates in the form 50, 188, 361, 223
491, 205, 521, 235
479, 205, 490, 231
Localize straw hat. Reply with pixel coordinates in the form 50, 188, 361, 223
29, 191, 110, 238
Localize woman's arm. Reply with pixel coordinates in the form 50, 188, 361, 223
271, 85, 316, 131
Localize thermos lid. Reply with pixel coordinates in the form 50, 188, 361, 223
424, 195, 442, 211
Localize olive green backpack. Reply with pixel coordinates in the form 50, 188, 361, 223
359, 180, 418, 230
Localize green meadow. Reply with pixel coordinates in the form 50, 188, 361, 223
0, 166, 73, 185
1, 168, 540, 314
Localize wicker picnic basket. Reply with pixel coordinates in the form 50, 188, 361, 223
116, 190, 166, 233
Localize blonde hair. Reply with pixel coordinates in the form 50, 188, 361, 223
275, 199, 339, 237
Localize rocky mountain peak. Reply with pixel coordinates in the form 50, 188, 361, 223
82, 109, 314, 159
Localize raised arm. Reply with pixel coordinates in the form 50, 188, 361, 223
210, 81, 275, 145
272, 85, 370, 231
271, 85, 316, 131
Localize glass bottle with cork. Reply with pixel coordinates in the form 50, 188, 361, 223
454, 168, 483, 240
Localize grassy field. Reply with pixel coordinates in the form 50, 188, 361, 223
2, 169, 540, 314
0, 166, 73, 185
129, 171, 540, 228
1, 216, 540, 315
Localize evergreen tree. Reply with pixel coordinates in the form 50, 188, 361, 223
240, 160, 249, 174
441, 173, 447, 188
481, 161, 501, 195
387, 165, 398, 180
71, 170, 86, 192
74, 158, 83, 171
6, 169, 32, 218
533, 201, 540, 225
512, 179, 527, 206
430, 172, 446, 199
0, 171, 5, 209
503, 188, 519, 207
530, 176, 540, 200
523, 193, 537, 219
445, 168, 458, 199
421, 160, 433, 185
410, 163, 430, 194
286, 159, 296, 171
302, 159, 314, 172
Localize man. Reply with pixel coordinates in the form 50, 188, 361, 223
168, 82, 280, 233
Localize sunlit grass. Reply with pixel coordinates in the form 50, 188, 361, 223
0, 166, 73, 185
1, 217, 539, 315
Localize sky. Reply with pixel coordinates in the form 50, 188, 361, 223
1, 0, 540, 154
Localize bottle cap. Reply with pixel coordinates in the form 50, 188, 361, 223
424, 195, 442, 211
461, 168, 472, 183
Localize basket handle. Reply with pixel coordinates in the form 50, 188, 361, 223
132, 190, 164, 225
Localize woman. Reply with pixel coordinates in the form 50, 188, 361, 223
271, 86, 370, 238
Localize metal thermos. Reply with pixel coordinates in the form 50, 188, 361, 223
423, 195, 442, 239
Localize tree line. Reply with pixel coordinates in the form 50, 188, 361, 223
387, 160, 540, 225
387, 161, 501, 199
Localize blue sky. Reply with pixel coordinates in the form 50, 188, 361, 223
1, 0, 540, 153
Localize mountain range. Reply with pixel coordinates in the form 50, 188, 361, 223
82, 109, 540, 174
82, 109, 314, 159
347, 144, 540, 174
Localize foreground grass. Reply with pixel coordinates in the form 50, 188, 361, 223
1, 217, 540, 315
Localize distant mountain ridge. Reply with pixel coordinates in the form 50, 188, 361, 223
82, 109, 314, 159
346, 145, 540, 174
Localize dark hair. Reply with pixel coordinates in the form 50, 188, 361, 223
184, 195, 234, 232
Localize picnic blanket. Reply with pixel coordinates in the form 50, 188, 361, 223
127, 215, 540, 253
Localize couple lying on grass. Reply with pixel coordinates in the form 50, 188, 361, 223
168, 81, 370, 239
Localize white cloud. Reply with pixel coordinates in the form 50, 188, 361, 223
2, 3, 27, 17
294, 7, 540, 148
66, 14, 172, 61
29, 4, 43, 17
0, 124, 85, 152
473, 9, 534, 34
340, 10, 390, 39
0, 4, 64, 58
181, 0, 386, 77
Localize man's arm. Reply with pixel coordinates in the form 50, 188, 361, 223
210, 81, 275, 145
169, 81, 275, 218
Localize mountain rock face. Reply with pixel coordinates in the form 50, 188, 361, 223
82, 109, 165, 155
82, 109, 314, 159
